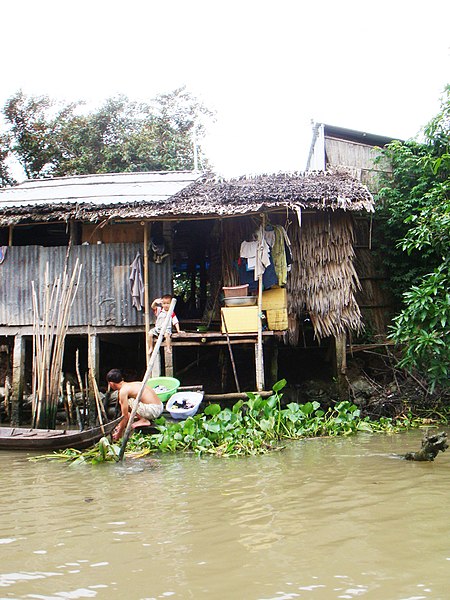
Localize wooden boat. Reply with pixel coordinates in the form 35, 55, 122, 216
0, 417, 123, 451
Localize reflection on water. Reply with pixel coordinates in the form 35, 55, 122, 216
1, 428, 449, 599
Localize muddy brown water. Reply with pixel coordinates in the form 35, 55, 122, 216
1, 428, 449, 600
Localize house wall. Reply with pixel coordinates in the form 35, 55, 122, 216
322, 136, 393, 337
82, 222, 144, 244
0, 242, 173, 329
325, 138, 391, 191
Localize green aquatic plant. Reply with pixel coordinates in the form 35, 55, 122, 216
31, 436, 122, 464
32, 380, 422, 463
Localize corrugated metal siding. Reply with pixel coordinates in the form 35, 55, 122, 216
0, 244, 172, 327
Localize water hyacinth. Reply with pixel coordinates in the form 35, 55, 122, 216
33, 380, 422, 464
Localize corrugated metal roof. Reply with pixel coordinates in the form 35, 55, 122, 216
0, 171, 202, 209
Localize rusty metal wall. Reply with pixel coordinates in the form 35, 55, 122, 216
0, 243, 172, 327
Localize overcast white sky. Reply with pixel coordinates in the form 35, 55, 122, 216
2, 0, 449, 177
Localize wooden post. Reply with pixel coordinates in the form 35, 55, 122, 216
69, 221, 78, 245
164, 343, 174, 377
256, 215, 265, 391
269, 338, 279, 388
11, 335, 26, 426
333, 332, 347, 397
151, 349, 162, 378
8, 225, 13, 246
88, 332, 100, 426
143, 223, 151, 366
218, 348, 228, 392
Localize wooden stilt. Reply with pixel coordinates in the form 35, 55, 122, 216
151, 348, 161, 378
218, 348, 228, 392
11, 335, 26, 426
333, 332, 347, 397
164, 343, 174, 377
88, 331, 100, 426
269, 338, 279, 388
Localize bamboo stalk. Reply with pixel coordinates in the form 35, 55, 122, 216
31, 260, 82, 428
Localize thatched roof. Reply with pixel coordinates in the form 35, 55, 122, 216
171, 171, 374, 215
0, 170, 373, 226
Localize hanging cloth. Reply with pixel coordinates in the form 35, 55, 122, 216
272, 225, 288, 286
0, 246, 7, 265
129, 252, 145, 311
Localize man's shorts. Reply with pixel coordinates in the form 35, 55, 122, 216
128, 400, 163, 421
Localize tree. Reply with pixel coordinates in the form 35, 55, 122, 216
0, 87, 214, 182
376, 85, 450, 389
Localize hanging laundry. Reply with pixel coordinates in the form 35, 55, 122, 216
0, 246, 7, 265
272, 225, 288, 286
239, 231, 270, 281
262, 249, 278, 290
129, 252, 145, 311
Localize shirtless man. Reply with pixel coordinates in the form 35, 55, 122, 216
106, 369, 163, 441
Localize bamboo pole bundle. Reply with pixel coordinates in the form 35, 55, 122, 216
31, 259, 82, 429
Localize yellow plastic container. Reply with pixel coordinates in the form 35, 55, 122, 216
266, 308, 288, 330
221, 306, 259, 333
262, 287, 287, 310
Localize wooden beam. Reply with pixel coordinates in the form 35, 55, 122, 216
204, 391, 273, 401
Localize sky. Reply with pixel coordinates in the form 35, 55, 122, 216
1, 0, 449, 178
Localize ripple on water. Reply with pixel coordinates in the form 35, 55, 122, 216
0, 429, 449, 598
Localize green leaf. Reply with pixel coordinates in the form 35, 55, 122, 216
272, 379, 287, 393
204, 404, 221, 416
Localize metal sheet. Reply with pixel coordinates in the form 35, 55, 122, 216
0, 171, 200, 209
0, 243, 173, 328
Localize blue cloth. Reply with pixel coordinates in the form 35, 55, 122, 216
238, 251, 278, 291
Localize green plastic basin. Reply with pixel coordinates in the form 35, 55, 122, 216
146, 376, 180, 402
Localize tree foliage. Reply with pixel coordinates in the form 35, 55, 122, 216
376, 85, 450, 389
0, 87, 213, 182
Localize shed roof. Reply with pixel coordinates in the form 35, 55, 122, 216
0, 169, 374, 226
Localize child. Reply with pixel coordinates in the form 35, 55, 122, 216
149, 294, 182, 353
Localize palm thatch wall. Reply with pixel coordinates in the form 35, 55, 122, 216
287, 212, 362, 342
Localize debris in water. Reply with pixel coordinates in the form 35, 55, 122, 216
404, 431, 448, 461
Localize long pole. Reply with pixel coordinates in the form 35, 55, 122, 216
222, 315, 240, 393
119, 298, 176, 461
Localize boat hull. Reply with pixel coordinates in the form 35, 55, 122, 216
0, 417, 123, 451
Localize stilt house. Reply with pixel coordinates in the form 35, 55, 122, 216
0, 169, 373, 424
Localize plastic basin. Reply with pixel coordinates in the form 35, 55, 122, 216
166, 391, 203, 419
146, 376, 180, 402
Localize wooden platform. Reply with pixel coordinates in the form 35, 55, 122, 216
153, 330, 279, 389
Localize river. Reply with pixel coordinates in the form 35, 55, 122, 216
1, 428, 449, 599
